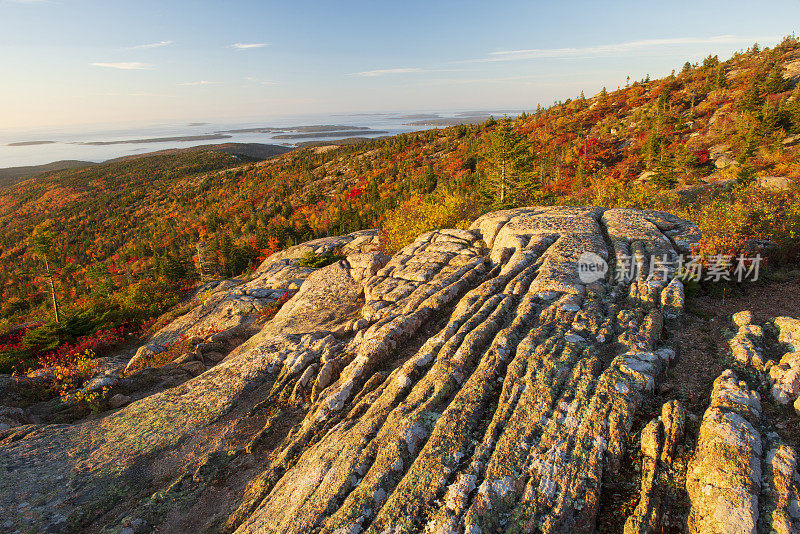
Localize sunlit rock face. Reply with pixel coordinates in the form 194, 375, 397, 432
5, 205, 763, 534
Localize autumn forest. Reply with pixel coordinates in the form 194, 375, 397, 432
2, 37, 800, 376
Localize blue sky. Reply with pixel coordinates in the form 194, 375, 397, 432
1, 0, 798, 129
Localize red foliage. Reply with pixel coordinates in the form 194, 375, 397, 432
0, 324, 38, 353
694, 149, 710, 165
577, 137, 599, 161
257, 236, 281, 262
36, 327, 124, 369
345, 187, 364, 200
258, 289, 298, 322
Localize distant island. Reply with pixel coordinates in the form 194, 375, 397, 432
218, 125, 371, 134
394, 113, 442, 120
272, 130, 388, 140
106, 142, 292, 162
79, 134, 232, 146
0, 143, 291, 186
6, 140, 57, 147
404, 115, 491, 126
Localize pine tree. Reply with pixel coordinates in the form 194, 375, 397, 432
714, 67, 727, 89
764, 67, 788, 94
738, 79, 763, 113
196, 240, 220, 282
482, 118, 532, 207
651, 153, 678, 189
31, 222, 61, 323
702, 54, 719, 70
736, 128, 758, 185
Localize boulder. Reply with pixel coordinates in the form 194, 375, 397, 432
686, 370, 761, 534
108, 394, 131, 409
637, 170, 656, 182
0, 406, 29, 431
714, 154, 737, 169
125, 343, 165, 372
623, 400, 685, 534
782, 58, 800, 87
758, 176, 792, 191
180, 361, 205, 376
203, 351, 226, 364
172, 352, 195, 365
782, 134, 800, 147
708, 143, 731, 159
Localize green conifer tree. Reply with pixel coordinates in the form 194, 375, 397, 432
764, 67, 788, 94
482, 118, 532, 208
31, 222, 61, 323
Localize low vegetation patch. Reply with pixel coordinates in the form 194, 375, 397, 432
256, 289, 299, 323
297, 249, 345, 268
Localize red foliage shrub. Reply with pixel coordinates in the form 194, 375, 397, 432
36, 327, 124, 369
345, 187, 364, 200
0, 325, 36, 353
694, 149, 710, 165
258, 289, 298, 322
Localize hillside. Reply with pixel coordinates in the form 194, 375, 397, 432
0, 160, 94, 189
1, 207, 799, 534
104, 142, 292, 162
1, 38, 800, 379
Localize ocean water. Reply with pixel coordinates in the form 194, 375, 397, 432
0, 110, 519, 168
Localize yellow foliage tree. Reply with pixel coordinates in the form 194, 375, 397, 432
379, 191, 481, 254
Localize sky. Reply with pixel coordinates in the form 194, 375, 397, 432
1, 0, 798, 131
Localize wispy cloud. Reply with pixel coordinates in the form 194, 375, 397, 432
178, 80, 220, 86
232, 43, 268, 50
350, 67, 425, 77
129, 40, 173, 50
90, 62, 153, 70
93, 92, 172, 97
479, 35, 779, 62
245, 77, 279, 85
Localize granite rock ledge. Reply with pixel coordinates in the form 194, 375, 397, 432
0, 206, 723, 533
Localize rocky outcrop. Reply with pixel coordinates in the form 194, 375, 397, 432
686, 370, 763, 534
685, 313, 800, 534
686, 368, 800, 534
124, 230, 381, 373
0, 206, 716, 533
756, 176, 793, 192
783, 134, 800, 148
624, 400, 686, 534
729, 313, 800, 409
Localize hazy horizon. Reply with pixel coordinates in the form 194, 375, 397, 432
2, 0, 798, 131
1, 108, 522, 167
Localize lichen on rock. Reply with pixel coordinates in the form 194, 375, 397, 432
0, 207, 710, 534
